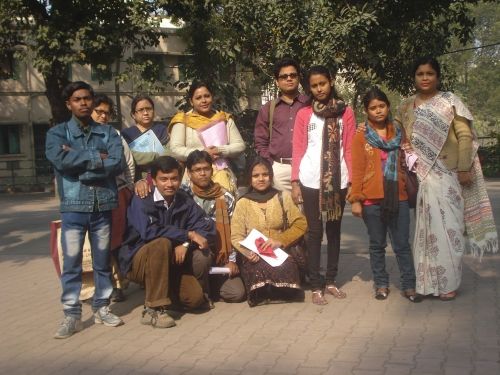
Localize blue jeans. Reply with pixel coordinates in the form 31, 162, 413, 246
362, 201, 416, 291
60, 211, 113, 318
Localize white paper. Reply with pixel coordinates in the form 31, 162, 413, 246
198, 120, 228, 170
129, 129, 165, 155
209, 267, 231, 275
239, 228, 288, 267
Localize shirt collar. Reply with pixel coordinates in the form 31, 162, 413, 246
153, 187, 176, 208
277, 93, 309, 105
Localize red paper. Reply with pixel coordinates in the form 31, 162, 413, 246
255, 237, 277, 258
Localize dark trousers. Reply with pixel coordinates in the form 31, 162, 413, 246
301, 185, 346, 291
362, 201, 416, 291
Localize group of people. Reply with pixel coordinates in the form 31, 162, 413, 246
46, 56, 498, 339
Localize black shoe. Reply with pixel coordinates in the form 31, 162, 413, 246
111, 288, 126, 302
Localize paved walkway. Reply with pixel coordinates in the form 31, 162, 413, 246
1, 181, 499, 375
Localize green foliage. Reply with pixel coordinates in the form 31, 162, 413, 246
0, 0, 166, 123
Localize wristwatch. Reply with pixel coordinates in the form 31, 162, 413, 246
181, 241, 190, 248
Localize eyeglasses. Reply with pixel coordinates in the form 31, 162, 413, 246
278, 73, 299, 80
135, 107, 154, 114
190, 166, 212, 175
94, 109, 111, 117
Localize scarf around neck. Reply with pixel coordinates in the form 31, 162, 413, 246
243, 187, 279, 203
192, 182, 231, 265
364, 121, 401, 221
312, 98, 346, 221
168, 110, 231, 133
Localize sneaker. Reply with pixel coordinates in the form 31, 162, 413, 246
111, 288, 126, 302
140, 307, 176, 328
93, 306, 124, 327
54, 316, 83, 339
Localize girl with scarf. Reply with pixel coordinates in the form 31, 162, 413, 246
395, 57, 498, 301
349, 87, 420, 302
231, 157, 307, 306
168, 81, 245, 197
291, 65, 355, 305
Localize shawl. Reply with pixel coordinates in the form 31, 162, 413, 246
364, 122, 402, 221
312, 98, 346, 221
411, 91, 498, 257
243, 187, 279, 203
168, 110, 231, 133
192, 182, 231, 265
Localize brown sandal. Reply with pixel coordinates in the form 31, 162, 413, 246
325, 284, 347, 299
312, 290, 328, 305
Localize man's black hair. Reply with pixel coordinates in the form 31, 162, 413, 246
186, 150, 213, 171
151, 156, 182, 178
273, 58, 301, 79
62, 81, 94, 102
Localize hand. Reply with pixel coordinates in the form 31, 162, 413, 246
100, 153, 108, 160
458, 171, 473, 187
291, 183, 303, 205
62, 144, 72, 152
262, 238, 283, 250
351, 201, 363, 218
135, 179, 150, 198
246, 251, 260, 263
401, 142, 413, 152
356, 122, 366, 133
225, 261, 240, 277
174, 244, 188, 264
188, 231, 209, 249
205, 146, 220, 160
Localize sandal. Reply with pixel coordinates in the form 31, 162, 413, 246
375, 287, 389, 300
325, 284, 347, 299
403, 289, 423, 303
312, 290, 328, 305
439, 291, 457, 301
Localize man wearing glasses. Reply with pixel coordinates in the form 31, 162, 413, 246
46, 82, 124, 339
254, 58, 310, 192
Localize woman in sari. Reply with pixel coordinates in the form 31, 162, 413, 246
168, 82, 245, 197
121, 95, 169, 181
395, 56, 498, 300
231, 157, 307, 306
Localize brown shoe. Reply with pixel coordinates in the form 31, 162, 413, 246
375, 287, 389, 300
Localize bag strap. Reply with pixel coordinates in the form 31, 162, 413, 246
268, 99, 277, 142
277, 191, 289, 230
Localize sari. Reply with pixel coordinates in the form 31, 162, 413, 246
404, 92, 498, 296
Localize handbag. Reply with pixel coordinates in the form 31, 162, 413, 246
277, 192, 307, 272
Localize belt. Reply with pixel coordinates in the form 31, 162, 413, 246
272, 157, 292, 165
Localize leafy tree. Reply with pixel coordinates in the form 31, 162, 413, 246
0, 0, 166, 124
160, 0, 486, 110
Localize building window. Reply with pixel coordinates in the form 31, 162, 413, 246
135, 53, 170, 82
0, 124, 21, 154
91, 63, 113, 82
0, 51, 20, 80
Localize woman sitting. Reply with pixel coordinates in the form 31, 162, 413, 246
121, 95, 169, 181
230, 157, 307, 306
168, 81, 245, 196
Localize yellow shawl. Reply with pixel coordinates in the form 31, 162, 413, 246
168, 110, 231, 133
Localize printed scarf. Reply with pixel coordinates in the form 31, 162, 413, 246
364, 122, 402, 221
312, 99, 346, 221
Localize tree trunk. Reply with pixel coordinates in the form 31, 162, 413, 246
44, 61, 70, 125
114, 59, 123, 129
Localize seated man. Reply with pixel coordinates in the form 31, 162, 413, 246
119, 156, 215, 328
183, 150, 246, 303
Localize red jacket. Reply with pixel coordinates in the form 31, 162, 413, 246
291, 105, 356, 182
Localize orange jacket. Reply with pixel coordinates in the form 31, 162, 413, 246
348, 123, 408, 204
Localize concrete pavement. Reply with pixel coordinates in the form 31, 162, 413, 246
1, 180, 499, 375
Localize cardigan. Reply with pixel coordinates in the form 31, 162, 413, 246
230, 192, 307, 256
291, 105, 355, 184
348, 122, 409, 204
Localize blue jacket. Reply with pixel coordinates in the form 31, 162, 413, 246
118, 188, 216, 274
45, 116, 123, 212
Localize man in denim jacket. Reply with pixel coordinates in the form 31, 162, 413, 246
46, 81, 124, 338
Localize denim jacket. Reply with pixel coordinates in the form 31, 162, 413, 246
45, 116, 123, 212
